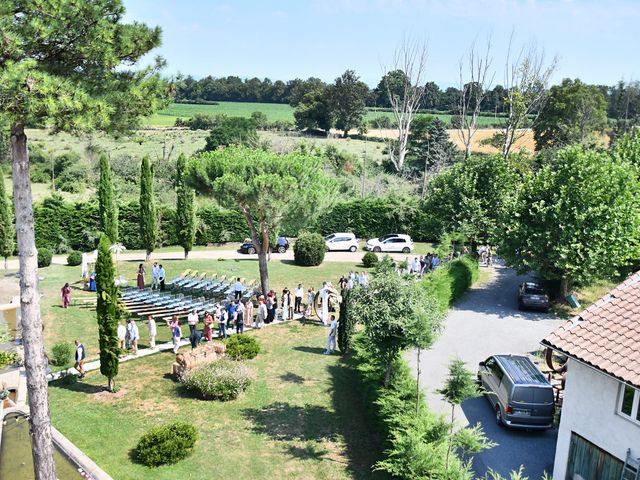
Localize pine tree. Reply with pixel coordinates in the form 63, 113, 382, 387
98, 154, 118, 243
139, 156, 157, 261
95, 234, 120, 392
175, 154, 196, 259
0, 168, 15, 269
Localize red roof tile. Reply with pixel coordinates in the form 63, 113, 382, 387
542, 271, 640, 389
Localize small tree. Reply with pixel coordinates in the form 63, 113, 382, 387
95, 235, 120, 392
332, 70, 369, 137
204, 117, 258, 150
337, 288, 356, 354
98, 154, 118, 243
139, 156, 157, 261
0, 168, 15, 269
175, 154, 196, 259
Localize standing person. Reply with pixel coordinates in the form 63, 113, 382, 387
125, 319, 132, 350
187, 309, 199, 336
324, 315, 338, 355
486, 245, 493, 266
74, 340, 86, 378
232, 277, 244, 300
256, 296, 266, 329
227, 300, 238, 330
130, 319, 140, 355
203, 311, 214, 341
117, 322, 126, 351
218, 308, 228, 339
281, 288, 290, 321
431, 254, 439, 270
136, 263, 145, 289
189, 324, 200, 349
294, 284, 304, 314
61, 283, 71, 308
158, 264, 166, 291
235, 300, 245, 334
346, 276, 354, 289
171, 320, 182, 354
272, 290, 279, 321
150, 262, 159, 290
88, 271, 97, 292
244, 298, 254, 328
306, 287, 316, 317
361, 271, 369, 286
319, 282, 329, 325
425, 253, 433, 272
266, 292, 275, 324
147, 315, 157, 349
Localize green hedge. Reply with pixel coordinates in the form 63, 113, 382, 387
421, 256, 479, 315
134, 422, 198, 467
293, 232, 326, 266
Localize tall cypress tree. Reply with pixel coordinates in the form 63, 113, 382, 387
98, 154, 118, 243
0, 168, 15, 269
175, 154, 196, 259
139, 156, 157, 260
95, 234, 120, 392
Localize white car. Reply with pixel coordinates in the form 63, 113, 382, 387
325, 232, 359, 252
366, 234, 414, 253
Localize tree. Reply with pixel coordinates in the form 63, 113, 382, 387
175, 154, 196, 259
293, 87, 334, 133
0, 167, 15, 269
499, 145, 640, 296
373, 69, 408, 107
203, 116, 258, 150
422, 81, 441, 109
380, 40, 428, 171
139, 157, 157, 261
332, 70, 369, 137
95, 234, 120, 392
98, 154, 118, 243
188, 147, 336, 294
337, 288, 356, 354
533, 78, 608, 150
0, 3, 167, 477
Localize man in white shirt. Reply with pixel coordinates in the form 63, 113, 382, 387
187, 309, 199, 336
324, 315, 338, 354
294, 284, 304, 314
151, 262, 159, 290
319, 282, 329, 325
147, 315, 157, 349
117, 322, 126, 350
232, 277, 244, 300
130, 320, 140, 355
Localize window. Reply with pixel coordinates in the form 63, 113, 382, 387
618, 383, 640, 424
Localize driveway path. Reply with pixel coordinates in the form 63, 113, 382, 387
405, 262, 565, 479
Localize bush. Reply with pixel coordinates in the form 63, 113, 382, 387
421, 256, 479, 315
362, 251, 379, 268
66, 250, 82, 266
225, 335, 260, 360
134, 422, 198, 467
37, 248, 53, 268
179, 359, 253, 401
50, 342, 73, 367
293, 232, 326, 266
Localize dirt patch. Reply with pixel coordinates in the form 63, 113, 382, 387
91, 388, 128, 403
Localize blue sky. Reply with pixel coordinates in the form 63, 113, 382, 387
123, 0, 640, 88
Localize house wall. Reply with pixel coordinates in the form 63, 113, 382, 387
553, 358, 640, 479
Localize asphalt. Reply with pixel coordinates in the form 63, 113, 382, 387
405, 261, 565, 479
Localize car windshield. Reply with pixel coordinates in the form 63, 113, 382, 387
525, 288, 546, 295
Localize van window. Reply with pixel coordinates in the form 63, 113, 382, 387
486, 358, 504, 382
512, 387, 554, 404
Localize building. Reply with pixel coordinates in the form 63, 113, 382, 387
542, 272, 640, 480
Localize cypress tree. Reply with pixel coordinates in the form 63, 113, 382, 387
98, 154, 118, 243
175, 153, 196, 259
139, 156, 157, 260
337, 288, 355, 354
0, 168, 15, 269
95, 234, 120, 392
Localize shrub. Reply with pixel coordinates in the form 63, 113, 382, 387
362, 251, 378, 268
225, 335, 260, 360
293, 232, 326, 266
66, 250, 82, 266
50, 342, 73, 367
421, 256, 479, 315
134, 422, 198, 467
37, 248, 53, 268
0, 350, 18, 369
180, 359, 252, 401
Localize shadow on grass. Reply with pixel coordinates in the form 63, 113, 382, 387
292, 346, 327, 355
279, 372, 305, 384
49, 376, 108, 394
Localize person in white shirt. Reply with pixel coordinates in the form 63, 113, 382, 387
324, 315, 338, 354
187, 309, 199, 336
294, 284, 304, 314
361, 272, 369, 286
129, 320, 140, 355
147, 315, 157, 349
256, 296, 267, 329
117, 322, 126, 350
346, 277, 354, 289
319, 282, 329, 325
151, 262, 159, 290
411, 257, 420, 275
232, 277, 244, 300
158, 265, 166, 291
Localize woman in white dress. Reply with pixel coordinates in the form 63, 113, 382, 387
282, 288, 290, 321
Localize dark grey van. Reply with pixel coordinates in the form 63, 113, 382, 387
477, 354, 554, 430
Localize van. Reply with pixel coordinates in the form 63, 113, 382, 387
477, 354, 555, 430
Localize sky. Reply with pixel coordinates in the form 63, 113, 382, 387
123, 0, 640, 88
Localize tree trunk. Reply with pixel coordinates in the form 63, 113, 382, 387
108, 377, 114, 393
184, 249, 189, 260
10, 123, 57, 480
259, 221, 270, 293
240, 207, 269, 295
560, 276, 569, 298
145, 250, 151, 262
384, 361, 392, 387
3, 257, 7, 270
416, 348, 421, 415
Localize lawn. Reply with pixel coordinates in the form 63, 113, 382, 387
48, 322, 387, 479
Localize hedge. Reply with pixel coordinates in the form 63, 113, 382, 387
134, 422, 198, 467
293, 232, 326, 266
421, 255, 479, 315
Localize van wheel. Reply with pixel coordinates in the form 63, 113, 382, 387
277, 246, 286, 254
349, 246, 357, 252
402, 247, 410, 253
495, 406, 503, 426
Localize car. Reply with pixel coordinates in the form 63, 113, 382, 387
477, 354, 555, 430
518, 282, 550, 311
325, 233, 359, 252
239, 236, 289, 255
365, 234, 413, 253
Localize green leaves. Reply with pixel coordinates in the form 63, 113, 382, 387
95, 234, 119, 382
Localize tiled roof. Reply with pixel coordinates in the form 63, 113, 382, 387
542, 271, 640, 389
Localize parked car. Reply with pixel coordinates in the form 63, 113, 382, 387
365, 234, 414, 253
324, 233, 359, 252
518, 282, 550, 311
239, 236, 289, 254
477, 354, 555, 430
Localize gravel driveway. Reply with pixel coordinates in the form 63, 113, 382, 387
405, 262, 565, 479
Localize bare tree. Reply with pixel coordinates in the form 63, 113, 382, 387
458, 38, 494, 158
501, 37, 557, 159
381, 39, 428, 172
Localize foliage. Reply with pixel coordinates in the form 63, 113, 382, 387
361, 251, 379, 268
37, 248, 52, 268
224, 335, 260, 360
337, 288, 356, 354
439, 358, 481, 407
175, 154, 196, 258
66, 251, 82, 266
293, 232, 326, 266
0, 169, 14, 262
180, 359, 253, 401
406, 115, 459, 173
134, 422, 198, 467
0, 350, 18, 369
95, 235, 120, 388
421, 256, 479, 316
612, 127, 640, 169
50, 343, 74, 367
499, 145, 640, 293
181, 112, 222, 130
374, 255, 396, 275
250, 111, 268, 128
98, 154, 118, 242
203, 116, 258, 150
139, 157, 157, 257
332, 70, 369, 136
293, 87, 334, 133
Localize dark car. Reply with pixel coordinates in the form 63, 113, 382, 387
518, 282, 550, 311
239, 236, 289, 255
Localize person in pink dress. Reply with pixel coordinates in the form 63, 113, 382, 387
244, 298, 254, 328
136, 264, 145, 289
203, 311, 214, 341
61, 283, 71, 308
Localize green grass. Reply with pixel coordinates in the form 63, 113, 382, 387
48, 322, 386, 479
551, 279, 617, 318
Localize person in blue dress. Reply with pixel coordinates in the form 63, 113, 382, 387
88, 271, 97, 292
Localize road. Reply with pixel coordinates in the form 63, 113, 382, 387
405, 262, 565, 479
